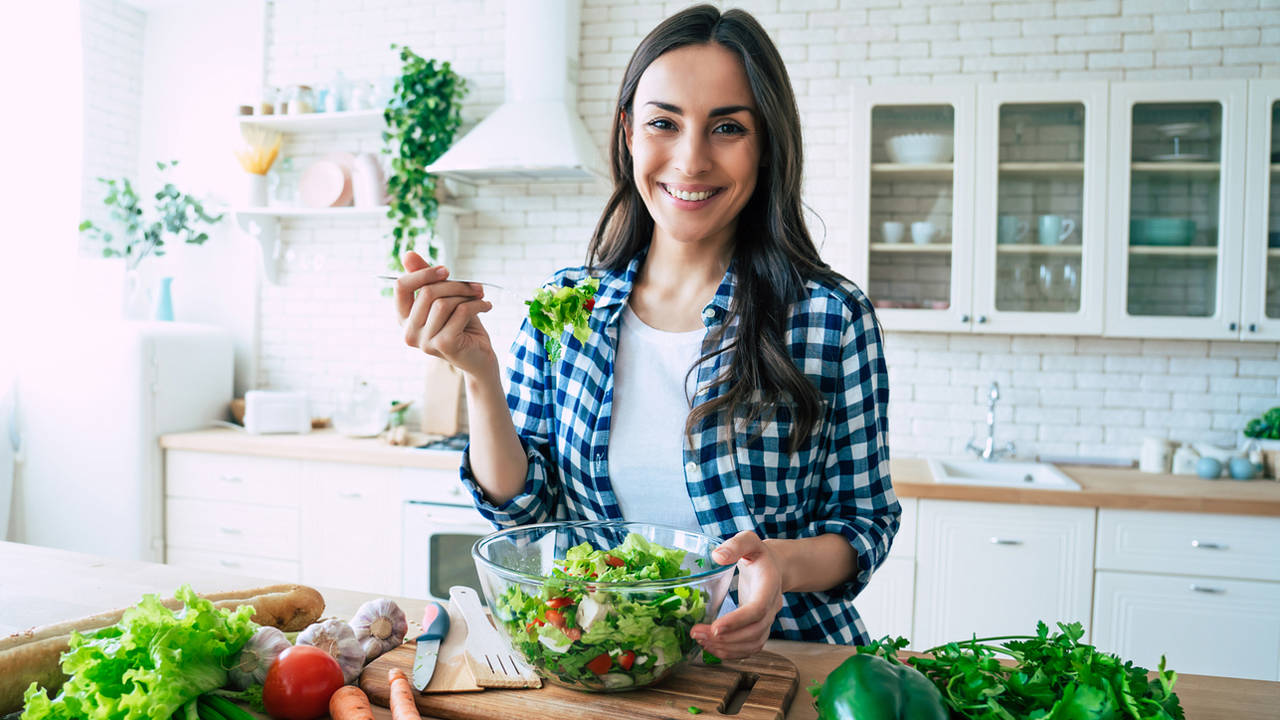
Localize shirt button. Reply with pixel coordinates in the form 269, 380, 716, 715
702, 307, 715, 320
684, 461, 699, 476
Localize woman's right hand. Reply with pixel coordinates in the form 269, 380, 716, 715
395, 250, 496, 376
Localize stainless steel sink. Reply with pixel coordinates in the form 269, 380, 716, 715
926, 458, 1082, 491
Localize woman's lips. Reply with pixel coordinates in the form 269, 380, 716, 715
659, 182, 724, 206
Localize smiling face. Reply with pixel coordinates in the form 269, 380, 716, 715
625, 42, 763, 253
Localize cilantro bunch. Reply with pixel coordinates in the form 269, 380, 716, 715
860, 621, 1184, 720
525, 277, 600, 362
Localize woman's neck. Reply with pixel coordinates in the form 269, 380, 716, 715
629, 225, 734, 332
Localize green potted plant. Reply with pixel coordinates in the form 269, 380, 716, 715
78, 160, 224, 317
381, 44, 467, 277
1243, 406, 1280, 480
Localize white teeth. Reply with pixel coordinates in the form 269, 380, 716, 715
662, 184, 717, 202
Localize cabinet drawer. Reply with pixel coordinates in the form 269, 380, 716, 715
399, 467, 471, 506
1097, 509, 1280, 582
166, 451, 302, 507
1093, 570, 1280, 681
165, 547, 300, 582
165, 498, 299, 560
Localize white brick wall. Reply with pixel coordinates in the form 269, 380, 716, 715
149, 0, 1280, 460
79, 0, 146, 254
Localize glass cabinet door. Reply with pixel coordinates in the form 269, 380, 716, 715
1242, 80, 1280, 340
1106, 82, 1247, 339
973, 84, 1107, 334
851, 86, 975, 332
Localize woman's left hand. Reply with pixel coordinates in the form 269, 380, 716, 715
691, 531, 784, 660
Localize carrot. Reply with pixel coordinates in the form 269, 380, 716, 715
387, 668, 421, 720
328, 685, 374, 720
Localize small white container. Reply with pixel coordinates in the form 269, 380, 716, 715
886, 133, 953, 164
1139, 436, 1174, 474
243, 390, 311, 435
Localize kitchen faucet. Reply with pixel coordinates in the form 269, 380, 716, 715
966, 381, 1015, 462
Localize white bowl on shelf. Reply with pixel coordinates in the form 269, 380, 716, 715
885, 133, 953, 164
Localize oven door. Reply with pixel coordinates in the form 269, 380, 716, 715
402, 500, 493, 602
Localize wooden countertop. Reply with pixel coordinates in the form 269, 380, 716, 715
4, 541, 1277, 720
161, 428, 1280, 516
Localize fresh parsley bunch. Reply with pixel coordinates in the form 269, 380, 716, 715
525, 277, 600, 362
860, 621, 1184, 720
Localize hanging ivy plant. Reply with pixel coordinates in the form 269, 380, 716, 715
382, 44, 467, 275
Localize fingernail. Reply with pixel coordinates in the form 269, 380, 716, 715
435, 267, 447, 277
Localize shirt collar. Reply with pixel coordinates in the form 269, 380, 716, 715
591, 246, 738, 328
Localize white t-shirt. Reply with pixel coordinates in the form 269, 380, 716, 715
608, 302, 705, 532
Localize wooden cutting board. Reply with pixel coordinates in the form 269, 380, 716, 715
359, 647, 798, 720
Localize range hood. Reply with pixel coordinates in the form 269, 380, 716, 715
426, 0, 609, 185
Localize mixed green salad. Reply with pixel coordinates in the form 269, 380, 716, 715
525, 276, 600, 363
493, 533, 709, 691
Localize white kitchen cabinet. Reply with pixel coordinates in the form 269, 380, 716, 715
299, 461, 403, 596
1104, 81, 1249, 339
1091, 508, 1280, 680
854, 498, 917, 646
913, 499, 1096, 651
850, 84, 976, 332
1092, 570, 1280, 681
971, 83, 1109, 335
1241, 79, 1280, 341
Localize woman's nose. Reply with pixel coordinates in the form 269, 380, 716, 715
674, 131, 712, 176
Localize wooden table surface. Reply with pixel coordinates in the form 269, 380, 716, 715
3, 541, 1278, 719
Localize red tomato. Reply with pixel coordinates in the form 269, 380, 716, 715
545, 609, 566, 629
584, 298, 596, 311
586, 652, 612, 675
263, 645, 345, 720
545, 596, 573, 609
604, 555, 625, 568
564, 627, 582, 641
618, 650, 636, 670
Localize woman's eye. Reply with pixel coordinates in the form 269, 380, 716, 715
714, 122, 746, 135
647, 118, 676, 131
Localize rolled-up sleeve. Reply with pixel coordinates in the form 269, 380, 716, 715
796, 300, 899, 603
459, 317, 561, 528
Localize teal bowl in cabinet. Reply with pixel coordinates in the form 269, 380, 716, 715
1130, 218, 1196, 246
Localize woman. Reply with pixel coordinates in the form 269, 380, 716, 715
395, 5, 899, 657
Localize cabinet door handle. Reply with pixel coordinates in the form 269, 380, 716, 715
1229, 322, 1238, 331
338, 491, 363, 499
1189, 584, 1224, 594
218, 526, 243, 535
1248, 323, 1257, 333
977, 315, 988, 324
989, 537, 1022, 545
1190, 540, 1226, 550
219, 474, 243, 483
961, 314, 971, 323
219, 559, 241, 568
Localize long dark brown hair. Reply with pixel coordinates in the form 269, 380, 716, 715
587, 5, 844, 451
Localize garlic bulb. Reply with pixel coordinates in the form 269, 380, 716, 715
229, 626, 292, 689
297, 618, 365, 683
349, 598, 408, 662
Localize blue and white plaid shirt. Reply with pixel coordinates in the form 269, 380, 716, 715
460, 250, 899, 646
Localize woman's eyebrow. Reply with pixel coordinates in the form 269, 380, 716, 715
644, 100, 754, 117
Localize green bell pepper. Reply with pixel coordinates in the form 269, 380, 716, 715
808, 653, 949, 720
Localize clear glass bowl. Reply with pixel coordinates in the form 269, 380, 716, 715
471, 521, 735, 692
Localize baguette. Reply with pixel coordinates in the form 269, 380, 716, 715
0, 583, 325, 715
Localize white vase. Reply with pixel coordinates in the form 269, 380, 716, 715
246, 173, 269, 207
122, 268, 150, 321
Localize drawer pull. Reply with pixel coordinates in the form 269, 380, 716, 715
219, 474, 243, 483
338, 491, 363, 499
218, 526, 243, 535
1190, 540, 1227, 550
219, 559, 241, 568
989, 537, 1022, 546
1190, 584, 1225, 594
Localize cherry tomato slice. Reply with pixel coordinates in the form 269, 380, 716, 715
604, 555, 625, 568
618, 650, 636, 670
545, 596, 574, 609
262, 645, 345, 720
586, 652, 612, 675
545, 609, 566, 629
564, 627, 582, 641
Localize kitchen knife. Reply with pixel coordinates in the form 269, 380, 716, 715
412, 601, 450, 691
